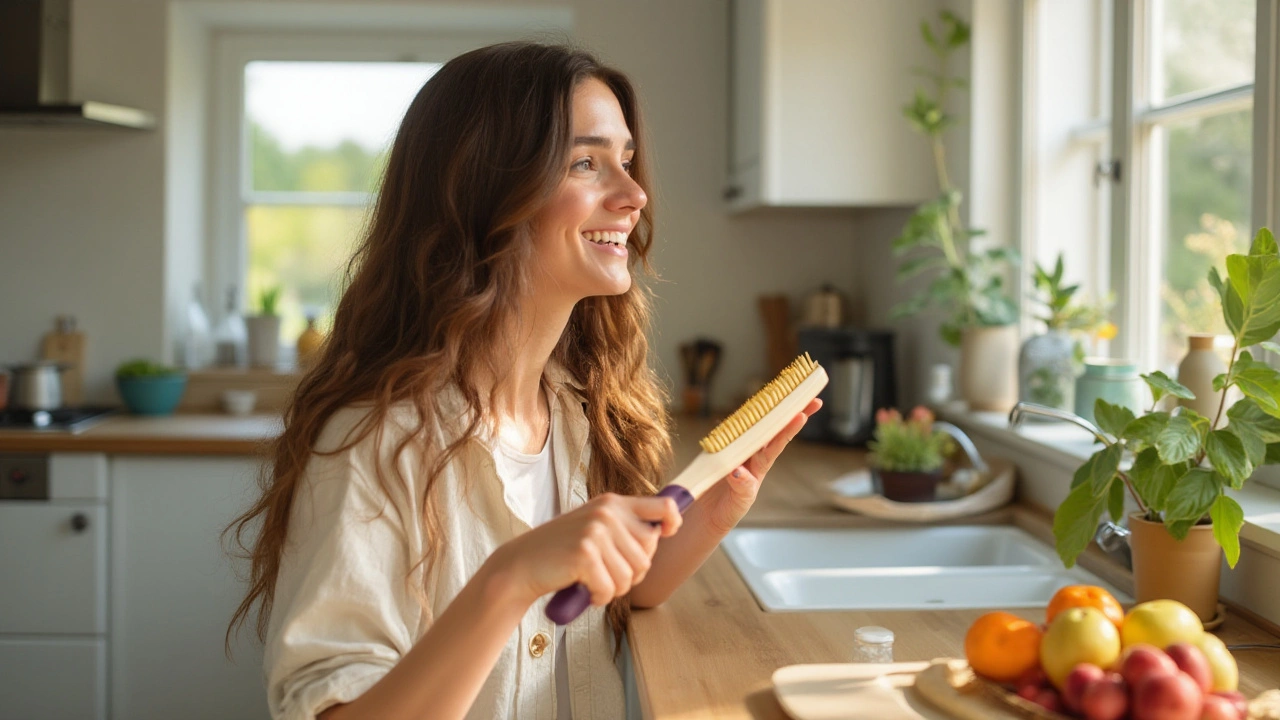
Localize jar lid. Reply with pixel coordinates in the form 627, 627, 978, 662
854, 626, 894, 644
1082, 358, 1138, 377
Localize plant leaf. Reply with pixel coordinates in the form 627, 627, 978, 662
1123, 412, 1171, 447
1167, 518, 1197, 541
1227, 397, 1280, 441
1094, 400, 1136, 439
1108, 478, 1126, 522
1210, 495, 1245, 568
1163, 468, 1220, 523
1143, 371, 1194, 404
1229, 353, 1280, 415
1206, 430, 1252, 489
1227, 420, 1268, 467
1224, 254, 1280, 346
1071, 444, 1123, 497
1251, 227, 1279, 256
1267, 442, 1280, 464
1156, 412, 1203, 464
1128, 448, 1180, 513
896, 255, 946, 281
1053, 480, 1107, 568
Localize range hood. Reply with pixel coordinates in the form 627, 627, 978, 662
0, 0, 155, 129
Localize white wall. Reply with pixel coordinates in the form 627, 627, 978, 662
0, 0, 871, 412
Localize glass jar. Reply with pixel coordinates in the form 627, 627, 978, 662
1018, 330, 1078, 412
852, 626, 894, 663
1074, 359, 1146, 425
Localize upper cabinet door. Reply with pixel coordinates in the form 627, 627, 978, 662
727, 0, 942, 212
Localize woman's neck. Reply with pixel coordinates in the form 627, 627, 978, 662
477, 301, 573, 452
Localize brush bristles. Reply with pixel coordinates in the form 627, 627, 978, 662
699, 353, 818, 453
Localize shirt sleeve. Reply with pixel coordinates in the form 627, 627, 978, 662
263, 435, 424, 720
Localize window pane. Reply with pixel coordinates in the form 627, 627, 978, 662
244, 61, 438, 192
1156, 0, 1254, 101
1157, 109, 1252, 372
245, 205, 369, 343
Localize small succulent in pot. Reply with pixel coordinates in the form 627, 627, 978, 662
115, 358, 187, 416
868, 406, 956, 502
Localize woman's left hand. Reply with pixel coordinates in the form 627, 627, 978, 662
698, 398, 822, 534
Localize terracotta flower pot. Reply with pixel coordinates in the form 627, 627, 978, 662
875, 469, 942, 503
1128, 512, 1221, 622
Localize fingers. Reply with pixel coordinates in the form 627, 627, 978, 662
746, 402, 821, 478
576, 495, 671, 604
631, 496, 683, 537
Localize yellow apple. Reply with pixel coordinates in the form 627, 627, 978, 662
1193, 632, 1239, 692
1121, 600, 1204, 649
1040, 606, 1123, 689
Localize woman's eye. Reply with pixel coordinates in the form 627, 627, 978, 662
571, 158, 595, 172
622, 161, 634, 174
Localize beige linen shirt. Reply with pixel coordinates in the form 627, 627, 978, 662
264, 365, 626, 719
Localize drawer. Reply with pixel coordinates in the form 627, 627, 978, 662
0, 504, 106, 634
0, 637, 106, 720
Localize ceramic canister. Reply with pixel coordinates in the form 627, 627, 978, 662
1074, 359, 1146, 425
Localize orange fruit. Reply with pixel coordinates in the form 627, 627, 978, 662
964, 611, 1045, 683
1046, 585, 1125, 631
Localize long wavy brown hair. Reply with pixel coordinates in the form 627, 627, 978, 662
224, 41, 671, 660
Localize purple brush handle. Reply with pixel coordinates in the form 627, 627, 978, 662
545, 484, 695, 625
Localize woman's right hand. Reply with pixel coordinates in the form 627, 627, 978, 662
493, 493, 683, 607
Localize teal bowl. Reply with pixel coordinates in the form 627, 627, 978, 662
116, 374, 188, 416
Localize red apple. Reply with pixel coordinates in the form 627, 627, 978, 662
1132, 672, 1205, 720
1199, 694, 1244, 720
1166, 642, 1213, 692
1017, 666, 1051, 689
1032, 687, 1064, 714
1122, 644, 1179, 689
1063, 664, 1108, 711
1209, 691, 1248, 717
1080, 673, 1129, 720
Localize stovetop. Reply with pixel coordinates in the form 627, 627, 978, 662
0, 407, 119, 433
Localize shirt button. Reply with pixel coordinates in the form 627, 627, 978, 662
529, 632, 549, 658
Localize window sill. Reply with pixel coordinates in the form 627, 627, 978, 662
938, 404, 1280, 560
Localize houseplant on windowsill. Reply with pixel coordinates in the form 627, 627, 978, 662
245, 286, 282, 369
868, 406, 957, 503
892, 10, 1021, 411
1052, 227, 1280, 622
1019, 253, 1115, 413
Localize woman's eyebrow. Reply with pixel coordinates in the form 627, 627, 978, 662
573, 135, 636, 151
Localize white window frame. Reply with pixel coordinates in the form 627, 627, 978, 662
209, 31, 526, 331
1106, 0, 1277, 372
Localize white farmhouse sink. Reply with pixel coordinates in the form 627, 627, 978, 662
721, 525, 1130, 612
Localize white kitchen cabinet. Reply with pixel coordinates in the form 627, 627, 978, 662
0, 453, 108, 720
727, 0, 941, 211
110, 456, 268, 720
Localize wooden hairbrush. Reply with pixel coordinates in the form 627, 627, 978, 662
545, 353, 828, 624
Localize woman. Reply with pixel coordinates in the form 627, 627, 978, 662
225, 41, 819, 720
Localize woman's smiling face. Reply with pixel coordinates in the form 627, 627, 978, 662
529, 77, 648, 304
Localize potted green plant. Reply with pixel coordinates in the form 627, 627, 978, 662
1052, 227, 1280, 621
1019, 254, 1115, 412
868, 406, 957, 502
893, 10, 1021, 412
115, 359, 187, 416
245, 285, 282, 368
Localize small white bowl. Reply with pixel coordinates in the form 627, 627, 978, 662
221, 390, 257, 416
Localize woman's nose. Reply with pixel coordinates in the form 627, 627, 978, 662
606, 172, 647, 214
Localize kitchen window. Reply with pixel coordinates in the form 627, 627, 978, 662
1024, 0, 1280, 489
209, 31, 538, 350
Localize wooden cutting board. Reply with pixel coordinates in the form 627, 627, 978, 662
40, 316, 86, 406
771, 660, 1037, 720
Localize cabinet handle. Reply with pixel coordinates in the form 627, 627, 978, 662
71, 513, 89, 533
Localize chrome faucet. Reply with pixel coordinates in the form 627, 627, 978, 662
1006, 402, 1110, 444
1006, 402, 1133, 569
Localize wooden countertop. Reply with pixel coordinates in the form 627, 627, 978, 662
629, 415, 1280, 719
0, 413, 280, 455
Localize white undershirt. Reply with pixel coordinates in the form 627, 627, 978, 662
491, 403, 571, 720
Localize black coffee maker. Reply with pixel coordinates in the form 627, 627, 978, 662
796, 328, 897, 446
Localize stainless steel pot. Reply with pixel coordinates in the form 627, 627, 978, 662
8, 361, 65, 411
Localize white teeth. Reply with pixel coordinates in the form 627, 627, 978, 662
583, 230, 626, 247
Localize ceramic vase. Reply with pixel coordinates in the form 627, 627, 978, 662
959, 325, 1019, 412
245, 315, 281, 368
1177, 334, 1228, 425
1018, 330, 1078, 412
1128, 512, 1222, 623
1074, 359, 1145, 425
